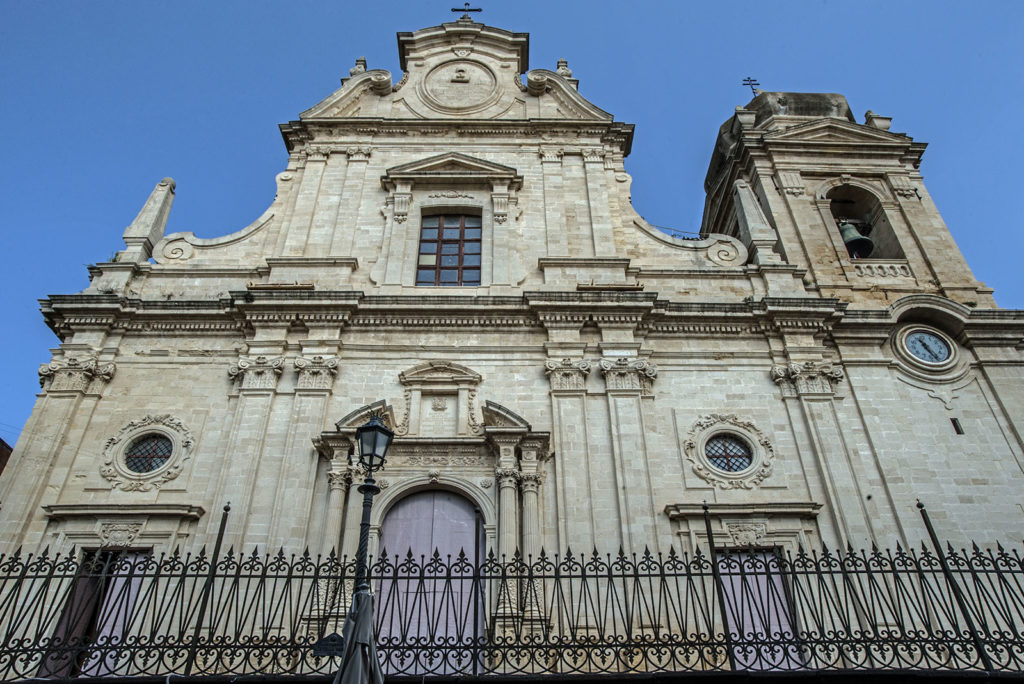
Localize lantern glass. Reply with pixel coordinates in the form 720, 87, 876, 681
356, 416, 394, 471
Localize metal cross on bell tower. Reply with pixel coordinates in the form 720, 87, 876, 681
451, 3, 482, 20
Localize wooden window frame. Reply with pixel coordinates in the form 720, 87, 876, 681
415, 214, 482, 287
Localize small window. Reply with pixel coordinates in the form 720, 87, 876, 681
123, 434, 173, 473
416, 214, 482, 286
705, 433, 753, 473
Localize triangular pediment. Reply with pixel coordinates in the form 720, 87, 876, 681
388, 153, 518, 177
765, 119, 911, 144
383, 153, 522, 189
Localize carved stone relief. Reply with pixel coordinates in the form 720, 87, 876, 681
99, 522, 143, 548
724, 521, 769, 547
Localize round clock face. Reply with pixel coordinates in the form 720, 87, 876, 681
905, 330, 951, 364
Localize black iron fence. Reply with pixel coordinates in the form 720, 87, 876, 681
1, 507, 1023, 680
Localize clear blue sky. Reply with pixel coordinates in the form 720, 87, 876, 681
1, 0, 1021, 447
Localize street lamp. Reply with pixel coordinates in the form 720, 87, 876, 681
352, 415, 393, 594
316, 414, 393, 684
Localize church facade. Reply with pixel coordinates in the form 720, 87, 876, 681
2, 16, 1022, 572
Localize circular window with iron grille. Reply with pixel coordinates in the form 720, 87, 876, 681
124, 434, 174, 473
704, 433, 754, 474
684, 414, 775, 489
101, 415, 194, 491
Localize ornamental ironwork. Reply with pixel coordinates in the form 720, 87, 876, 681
0, 537, 1022, 678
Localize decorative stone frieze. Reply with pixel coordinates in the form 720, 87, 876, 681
294, 355, 339, 390
683, 414, 775, 490
770, 362, 844, 397
99, 522, 143, 548
599, 357, 658, 394
544, 358, 591, 391
228, 355, 285, 390
853, 262, 913, 279
101, 414, 194, 492
38, 356, 115, 392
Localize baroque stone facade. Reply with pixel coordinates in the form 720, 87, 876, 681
1, 15, 1022, 562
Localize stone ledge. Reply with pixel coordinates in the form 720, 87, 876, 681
43, 503, 206, 520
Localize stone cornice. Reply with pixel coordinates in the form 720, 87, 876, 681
664, 502, 821, 520
43, 291, 1016, 347
279, 119, 635, 156
44, 503, 206, 520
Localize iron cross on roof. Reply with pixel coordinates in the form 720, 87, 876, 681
742, 77, 760, 95
452, 3, 482, 20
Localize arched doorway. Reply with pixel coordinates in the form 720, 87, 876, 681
376, 489, 485, 675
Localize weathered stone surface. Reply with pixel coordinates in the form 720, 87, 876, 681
1, 16, 1021, 560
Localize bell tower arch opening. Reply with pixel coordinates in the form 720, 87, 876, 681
826, 184, 904, 260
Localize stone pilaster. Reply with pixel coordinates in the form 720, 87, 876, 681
544, 356, 593, 550
540, 146, 568, 256
1, 353, 116, 551
216, 353, 285, 548
599, 356, 659, 554
769, 361, 875, 547
582, 147, 615, 256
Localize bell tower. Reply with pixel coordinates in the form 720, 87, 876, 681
702, 91, 994, 308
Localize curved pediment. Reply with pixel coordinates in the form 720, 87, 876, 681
482, 401, 532, 430
399, 361, 482, 387
296, 20, 614, 122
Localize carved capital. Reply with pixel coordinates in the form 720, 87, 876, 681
599, 357, 658, 394
770, 362, 844, 397
582, 147, 605, 163
544, 357, 591, 391
326, 469, 352, 492
294, 355, 339, 390
539, 146, 563, 163
495, 467, 520, 488
519, 471, 544, 493
38, 355, 115, 393
346, 146, 372, 161
303, 144, 332, 162
229, 355, 284, 390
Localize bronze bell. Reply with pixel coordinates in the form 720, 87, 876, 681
838, 220, 873, 259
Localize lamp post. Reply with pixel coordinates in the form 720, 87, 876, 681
351, 415, 393, 595
317, 414, 393, 684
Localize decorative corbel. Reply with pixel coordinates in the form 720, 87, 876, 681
491, 180, 510, 225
